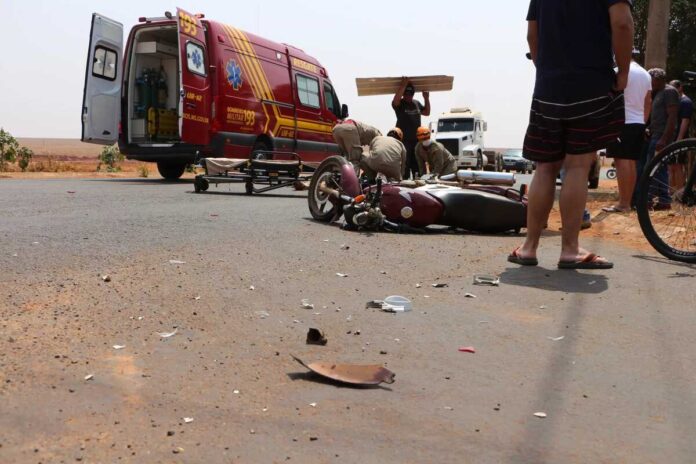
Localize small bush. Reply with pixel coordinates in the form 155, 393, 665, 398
97, 145, 124, 172
0, 128, 19, 172
137, 164, 150, 178
17, 147, 33, 172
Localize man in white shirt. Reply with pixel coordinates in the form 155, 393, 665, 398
604, 52, 652, 212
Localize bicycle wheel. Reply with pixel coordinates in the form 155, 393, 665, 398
636, 139, 696, 263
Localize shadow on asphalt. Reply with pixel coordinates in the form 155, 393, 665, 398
499, 266, 609, 294
83, 178, 193, 185
192, 190, 307, 199
632, 254, 696, 270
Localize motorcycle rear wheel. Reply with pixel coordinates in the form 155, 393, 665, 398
308, 156, 350, 222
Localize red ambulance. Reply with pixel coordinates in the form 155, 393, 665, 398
82, 8, 348, 179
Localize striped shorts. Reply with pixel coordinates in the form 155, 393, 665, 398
523, 92, 625, 163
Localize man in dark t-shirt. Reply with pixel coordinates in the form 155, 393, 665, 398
392, 78, 431, 179
508, 0, 634, 270
668, 79, 693, 189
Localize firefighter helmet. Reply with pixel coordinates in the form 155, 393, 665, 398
387, 127, 403, 141
416, 126, 431, 141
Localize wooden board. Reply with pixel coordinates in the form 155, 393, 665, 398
355, 75, 454, 97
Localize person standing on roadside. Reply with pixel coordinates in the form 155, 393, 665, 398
393, 78, 431, 179
642, 69, 679, 209
667, 79, 693, 190
604, 52, 652, 213
332, 119, 382, 165
508, 0, 634, 270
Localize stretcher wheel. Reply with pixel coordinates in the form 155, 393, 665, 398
245, 181, 254, 195
194, 177, 209, 193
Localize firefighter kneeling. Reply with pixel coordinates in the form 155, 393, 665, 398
415, 126, 457, 179
359, 128, 407, 183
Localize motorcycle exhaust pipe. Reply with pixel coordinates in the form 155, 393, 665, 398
440, 170, 516, 186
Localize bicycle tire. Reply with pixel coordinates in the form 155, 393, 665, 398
636, 139, 696, 263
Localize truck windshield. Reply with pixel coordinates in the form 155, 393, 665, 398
438, 118, 474, 132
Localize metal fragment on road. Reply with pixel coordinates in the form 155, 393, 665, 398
169, 260, 186, 265
473, 275, 500, 286
306, 328, 328, 346
291, 355, 396, 386
113, 345, 126, 350
547, 336, 565, 341
301, 299, 314, 310
157, 329, 178, 338
534, 412, 547, 418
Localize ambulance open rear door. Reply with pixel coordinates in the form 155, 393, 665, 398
81, 13, 123, 145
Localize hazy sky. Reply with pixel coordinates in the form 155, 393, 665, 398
0, 0, 535, 148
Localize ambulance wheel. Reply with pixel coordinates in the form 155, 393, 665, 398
194, 177, 209, 193
251, 140, 272, 160
157, 161, 187, 180
309, 156, 348, 222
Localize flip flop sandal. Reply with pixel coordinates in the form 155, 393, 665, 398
558, 253, 613, 270
507, 247, 538, 266
601, 205, 629, 213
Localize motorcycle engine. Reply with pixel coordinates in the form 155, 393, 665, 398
343, 202, 385, 230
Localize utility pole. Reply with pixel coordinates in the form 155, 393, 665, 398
644, 0, 671, 69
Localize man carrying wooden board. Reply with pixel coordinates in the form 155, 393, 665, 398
392, 78, 431, 179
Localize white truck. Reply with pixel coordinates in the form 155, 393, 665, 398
431, 108, 488, 170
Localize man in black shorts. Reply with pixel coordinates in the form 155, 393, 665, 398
605, 54, 652, 212
393, 79, 431, 179
508, 0, 634, 269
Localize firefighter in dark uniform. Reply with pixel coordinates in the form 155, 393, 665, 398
392, 78, 431, 179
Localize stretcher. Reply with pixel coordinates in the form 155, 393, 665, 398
193, 151, 314, 195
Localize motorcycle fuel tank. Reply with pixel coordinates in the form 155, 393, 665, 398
378, 185, 444, 227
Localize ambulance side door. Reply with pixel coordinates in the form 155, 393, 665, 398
81, 13, 123, 145
177, 8, 211, 146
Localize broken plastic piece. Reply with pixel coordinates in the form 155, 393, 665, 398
458, 346, 476, 354
465, 293, 477, 298
183, 417, 194, 423
340, 244, 350, 250
101, 275, 111, 282
473, 275, 500, 286
534, 412, 547, 418
301, 299, 314, 310
336, 273, 348, 278
84, 374, 94, 381
547, 336, 565, 341
169, 260, 186, 265
249, 285, 255, 290
291, 355, 396, 386
113, 345, 126, 350
157, 329, 178, 339
432, 283, 448, 288
306, 328, 328, 346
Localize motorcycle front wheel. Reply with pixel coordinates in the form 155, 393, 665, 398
308, 156, 351, 222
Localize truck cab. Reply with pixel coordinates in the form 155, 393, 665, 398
81, 9, 346, 179
432, 108, 487, 170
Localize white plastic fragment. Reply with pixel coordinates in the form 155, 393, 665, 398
539, 305, 547, 309
233, 390, 240, 394
84, 374, 94, 381
256, 311, 270, 319
465, 293, 477, 298
432, 283, 448, 288
301, 299, 314, 310
309, 402, 317, 408
336, 273, 348, 278
169, 260, 186, 265
113, 345, 126, 350
249, 285, 255, 291
157, 329, 178, 338
534, 412, 547, 418
194, 296, 201, 301
415, 283, 422, 288
547, 336, 565, 341
183, 417, 194, 423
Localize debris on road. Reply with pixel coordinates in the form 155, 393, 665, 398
534, 412, 547, 419
465, 293, 477, 299
112, 345, 126, 350
183, 417, 194, 423
157, 329, 178, 339
291, 355, 396, 386
193, 296, 201, 301
336, 273, 348, 278
84, 374, 94, 381
169, 260, 186, 265
340, 244, 350, 250
301, 299, 315, 310
256, 311, 270, 319
473, 275, 500, 286
249, 285, 255, 291
367, 296, 412, 313
547, 336, 565, 342
101, 275, 111, 282
458, 347, 476, 354
306, 328, 328, 346
432, 283, 448, 288
309, 402, 317, 408
416, 283, 422, 288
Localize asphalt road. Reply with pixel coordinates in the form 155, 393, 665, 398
1, 177, 695, 463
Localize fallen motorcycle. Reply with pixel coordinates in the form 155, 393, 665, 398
308, 156, 528, 233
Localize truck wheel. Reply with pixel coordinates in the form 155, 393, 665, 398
157, 161, 187, 180
475, 153, 483, 170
